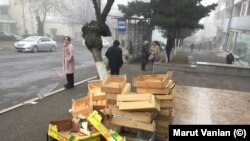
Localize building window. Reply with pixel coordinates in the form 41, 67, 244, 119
240, 3, 246, 16
240, 1, 250, 16
235, 33, 250, 65
2, 24, 10, 32
247, 2, 250, 15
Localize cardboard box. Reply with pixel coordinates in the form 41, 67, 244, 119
111, 106, 154, 123
132, 74, 170, 88
111, 116, 156, 132
48, 119, 101, 141
101, 75, 127, 93
71, 95, 93, 118
117, 94, 160, 111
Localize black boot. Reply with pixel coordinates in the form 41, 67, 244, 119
68, 73, 74, 89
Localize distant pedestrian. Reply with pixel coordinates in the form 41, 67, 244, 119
226, 53, 234, 64
149, 41, 160, 70
190, 43, 194, 53
63, 36, 75, 89
105, 40, 123, 75
141, 41, 150, 71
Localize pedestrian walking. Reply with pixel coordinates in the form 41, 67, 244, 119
141, 40, 150, 71
63, 36, 75, 89
226, 53, 234, 64
149, 41, 160, 70
105, 40, 123, 75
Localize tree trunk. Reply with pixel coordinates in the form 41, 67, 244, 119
166, 36, 174, 63
81, 0, 114, 80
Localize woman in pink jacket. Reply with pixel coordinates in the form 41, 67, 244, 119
63, 36, 75, 89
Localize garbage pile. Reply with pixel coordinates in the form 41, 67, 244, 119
47, 72, 176, 141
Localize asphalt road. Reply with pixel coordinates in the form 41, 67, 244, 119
0, 43, 109, 111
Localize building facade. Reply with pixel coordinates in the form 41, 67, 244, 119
4, 0, 95, 42
0, 0, 18, 34
216, 0, 250, 66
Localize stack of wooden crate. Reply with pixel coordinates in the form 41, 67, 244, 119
110, 93, 160, 133
132, 72, 176, 140
88, 80, 106, 110
88, 75, 131, 114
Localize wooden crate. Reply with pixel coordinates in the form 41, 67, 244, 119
91, 99, 106, 110
120, 129, 155, 141
155, 115, 173, 127
105, 83, 131, 99
88, 80, 106, 97
132, 74, 170, 88
136, 80, 175, 95
101, 75, 127, 93
117, 94, 160, 112
72, 95, 93, 118
156, 132, 168, 141
155, 92, 176, 100
111, 106, 154, 123
88, 80, 106, 109
111, 116, 156, 132
159, 107, 175, 116
156, 126, 169, 134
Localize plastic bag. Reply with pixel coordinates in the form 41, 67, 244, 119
148, 54, 154, 60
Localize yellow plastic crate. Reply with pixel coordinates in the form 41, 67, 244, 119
48, 119, 101, 141
87, 111, 124, 141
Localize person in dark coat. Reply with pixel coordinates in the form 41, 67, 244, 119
105, 40, 123, 75
141, 41, 150, 71
226, 53, 234, 64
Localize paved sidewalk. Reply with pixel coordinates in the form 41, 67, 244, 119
1, 50, 250, 141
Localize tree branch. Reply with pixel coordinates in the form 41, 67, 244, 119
92, 0, 101, 19
100, 0, 115, 23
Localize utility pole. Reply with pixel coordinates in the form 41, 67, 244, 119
224, 0, 235, 51
21, 0, 27, 34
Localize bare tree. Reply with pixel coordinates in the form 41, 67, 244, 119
26, 0, 60, 35
81, 0, 115, 79
59, 0, 95, 23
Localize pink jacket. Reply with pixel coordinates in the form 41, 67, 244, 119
63, 43, 75, 74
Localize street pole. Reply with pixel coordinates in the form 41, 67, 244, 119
224, 0, 235, 51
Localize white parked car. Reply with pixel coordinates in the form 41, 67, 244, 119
15, 36, 57, 52
102, 39, 110, 48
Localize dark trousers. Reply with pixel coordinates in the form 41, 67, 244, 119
111, 69, 120, 75
141, 58, 148, 71
66, 73, 74, 88
166, 48, 172, 63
